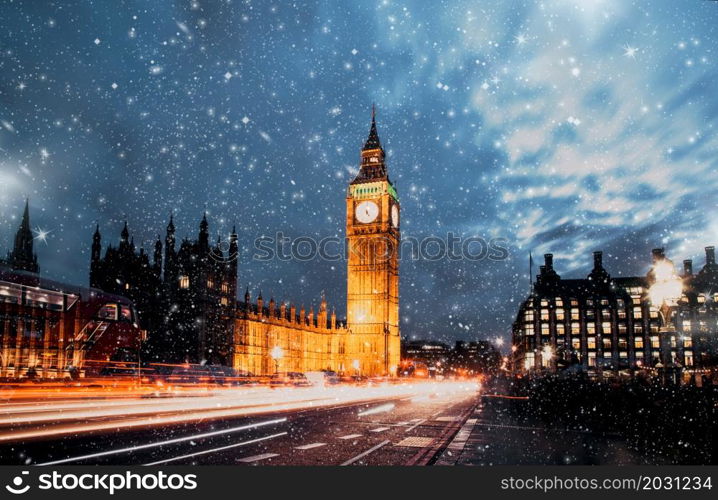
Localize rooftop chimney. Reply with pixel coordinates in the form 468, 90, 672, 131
706, 246, 716, 265
544, 253, 554, 271
683, 259, 693, 276
651, 248, 665, 263
593, 251, 603, 269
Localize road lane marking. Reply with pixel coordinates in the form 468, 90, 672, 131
404, 419, 426, 433
37, 417, 287, 466
295, 442, 326, 450
144, 432, 287, 465
238, 453, 279, 463
341, 440, 391, 466
338, 434, 362, 440
369, 427, 390, 433
435, 416, 461, 422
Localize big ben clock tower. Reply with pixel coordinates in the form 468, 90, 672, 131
346, 106, 400, 376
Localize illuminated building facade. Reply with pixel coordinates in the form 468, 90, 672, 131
512, 248, 718, 377
344, 107, 401, 376
87, 109, 401, 376
232, 109, 402, 377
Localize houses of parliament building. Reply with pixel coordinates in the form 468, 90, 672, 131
89, 109, 402, 376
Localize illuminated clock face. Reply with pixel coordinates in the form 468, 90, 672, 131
355, 200, 379, 223
391, 204, 399, 227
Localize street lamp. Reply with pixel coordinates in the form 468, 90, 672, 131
270, 345, 284, 375
352, 359, 360, 376
648, 257, 683, 384
542, 344, 553, 370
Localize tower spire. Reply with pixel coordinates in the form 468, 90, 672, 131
363, 104, 383, 152
8, 198, 39, 273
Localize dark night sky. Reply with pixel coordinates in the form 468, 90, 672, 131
1, 0, 717, 346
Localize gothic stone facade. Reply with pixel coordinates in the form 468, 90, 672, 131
90, 110, 402, 376
90, 215, 238, 365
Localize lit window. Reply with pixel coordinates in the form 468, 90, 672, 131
618, 323, 627, 334
683, 336, 693, 348
571, 322, 580, 334
541, 309, 549, 320
524, 352, 535, 370
588, 352, 596, 367
587, 337, 596, 349
221, 297, 228, 306
619, 351, 628, 358
541, 323, 550, 336
633, 307, 643, 319
602, 321, 612, 334
571, 308, 580, 320
556, 308, 565, 320
555, 298, 563, 307
684, 351, 694, 367
524, 325, 534, 336
221, 283, 229, 293
602, 309, 611, 319
179, 276, 190, 289
524, 310, 534, 322
682, 320, 692, 331
650, 336, 660, 349
587, 322, 596, 334
602, 338, 612, 349
556, 324, 565, 335
618, 338, 628, 349
97, 303, 118, 321
207, 279, 214, 288
635, 337, 644, 349
634, 324, 644, 334
571, 338, 580, 350
697, 294, 705, 304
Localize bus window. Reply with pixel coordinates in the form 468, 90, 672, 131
120, 305, 133, 322
98, 303, 118, 321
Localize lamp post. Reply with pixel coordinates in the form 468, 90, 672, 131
270, 345, 284, 375
542, 344, 554, 371
648, 257, 683, 385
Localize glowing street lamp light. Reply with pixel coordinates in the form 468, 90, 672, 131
495, 337, 505, 348
648, 259, 683, 328
648, 256, 683, 384
270, 345, 284, 375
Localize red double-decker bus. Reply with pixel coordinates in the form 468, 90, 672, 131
0, 267, 143, 379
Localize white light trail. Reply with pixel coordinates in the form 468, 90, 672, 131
341, 440, 391, 466
37, 417, 287, 466
144, 432, 288, 466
